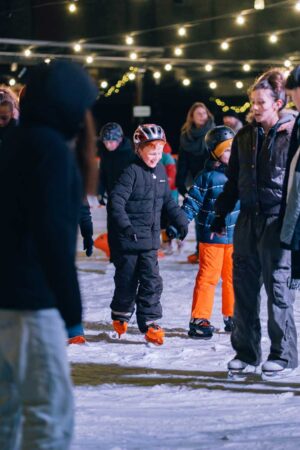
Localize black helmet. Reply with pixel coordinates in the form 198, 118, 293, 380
205, 126, 235, 153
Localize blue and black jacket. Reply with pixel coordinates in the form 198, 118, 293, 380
182, 158, 240, 244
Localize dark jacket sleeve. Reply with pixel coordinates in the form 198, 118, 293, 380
108, 165, 136, 231
182, 173, 207, 222
79, 200, 93, 239
175, 146, 188, 195
163, 179, 189, 228
27, 132, 82, 328
98, 156, 107, 197
214, 136, 240, 217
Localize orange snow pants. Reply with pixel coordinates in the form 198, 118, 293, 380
191, 243, 234, 320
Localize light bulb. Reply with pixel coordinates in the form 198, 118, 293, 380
236, 15, 245, 25
164, 63, 172, 71
73, 43, 82, 52
243, 63, 251, 72
24, 48, 32, 57
182, 78, 191, 86
269, 34, 278, 44
128, 73, 136, 80
125, 35, 134, 45
44, 58, 51, 64
209, 81, 217, 89
295, 1, 300, 11
178, 26, 186, 36
10, 63, 18, 72
174, 47, 183, 56
254, 0, 265, 9
153, 71, 161, 79
284, 59, 292, 68
100, 81, 108, 89
205, 64, 213, 72
220, 41, 229, 50
86, 56, 94, 64
68, 2, 77, 13
129, 52, 137, 60
9, 78, 16, 87
236, 81, 244, 89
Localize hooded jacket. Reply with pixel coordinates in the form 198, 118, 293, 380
215, 113, 295, 217
0, 61, 97, 327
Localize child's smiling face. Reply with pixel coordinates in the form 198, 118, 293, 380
138, 140, 165, 168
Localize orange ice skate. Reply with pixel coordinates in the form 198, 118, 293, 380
145, 324, 165, 345
94, 233, 110, 257
68, 335, 86, 345
113, 320, 128, 338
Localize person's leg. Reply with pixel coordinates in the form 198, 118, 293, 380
191, 243, 224, 319
110, 253, 139, 323
0, 310, 22, 450
258, 216, 298, 369
221, 244, 234, 318
135, 250, 163, 333
21, 309, 74, 450
231, 213, 263, 366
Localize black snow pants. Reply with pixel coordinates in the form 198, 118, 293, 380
110, 250, 163, 333
232, 212, 298, 369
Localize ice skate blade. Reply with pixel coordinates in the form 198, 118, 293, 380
261, 368, 295, 381
228, 365, 257, 381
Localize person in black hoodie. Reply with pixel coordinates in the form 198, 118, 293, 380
211, 69, 298, 378
0, 61, 97, 450
176, 102, 215, 263
108, 124, 188, 345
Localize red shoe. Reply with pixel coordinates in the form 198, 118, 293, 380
145, 324, 165, 346
187, 252, 199, 264
113, 320, 128, 338
68, 335, 86, 345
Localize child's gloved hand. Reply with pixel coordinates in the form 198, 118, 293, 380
123, 225, 138, 242
83, 236, 94, 257
210, 215, 226, 238
166, 225, 178, 240
97, 195, 106, 206
177, 224, 188, 241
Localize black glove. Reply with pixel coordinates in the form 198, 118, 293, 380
123, 225, 138, 242
166, 225, 178, 240
210, 215, 226, 235
178, 185, 187, 198
97, 195, 106, 206
177, 224, 188, 241
83, 235, 94, 257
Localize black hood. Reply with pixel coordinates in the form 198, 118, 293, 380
20, 60, 98, 138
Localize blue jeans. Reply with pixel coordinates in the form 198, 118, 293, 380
0, 309, 74, 450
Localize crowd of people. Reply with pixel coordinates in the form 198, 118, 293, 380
1, 61, 300, 448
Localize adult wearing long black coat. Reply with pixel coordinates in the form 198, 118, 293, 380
0, 61, 97, 450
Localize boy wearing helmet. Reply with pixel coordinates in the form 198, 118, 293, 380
180, 126, 240, 338
107, 124, 188, 345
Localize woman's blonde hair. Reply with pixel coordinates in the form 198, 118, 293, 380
181, 102, 214, 134
248, 68, 287, 110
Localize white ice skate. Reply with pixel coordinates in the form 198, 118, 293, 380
227, 358, 258, 380
261, 360, 295, 381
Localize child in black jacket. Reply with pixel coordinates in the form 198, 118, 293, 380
108, 124, 188, 345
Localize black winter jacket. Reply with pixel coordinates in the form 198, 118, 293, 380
108, 157, 188, 252
215, 114, 295, 217
0, 61, 97, 327
97, 137, 135, 197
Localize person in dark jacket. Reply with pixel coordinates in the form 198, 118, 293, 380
0, 86, 19, 147
211, 69, 298, 378
0, 61, 98, 449
182, 126, 239, 339
108, 124, 188, 345
176, 102, 215, 263
280, 66, 300, 283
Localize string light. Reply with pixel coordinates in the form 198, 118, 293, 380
73, 43, 82, 52
125, 35, 134, 45
9, 78, 16, 87
284, 59, 292, 68
153, 71, 161, 79
164, 63, 172, 71
68, 2, 77, 13
182, 78, 191, 86
100, 80, 108, 89
254, 0, 265, 9
86, 55, 94, 64
209, 81, 217, 89
269, 34, 278, 43
128, 72, 136, 80
104, 67, 138, 97
220, 41, 229, 51
236, 81, 244, 89
178, 26, 187, 37
214, 98, 251, 114
129, 52, 138, 60
204, 64, 213, 72
174, 47, 183, 56
236, 15, 245, 25
44, 58, 51, 64
10, 63, 18, 72
24, 48, 32, 57
295, 1, 300, 11
243, 63, 251, 72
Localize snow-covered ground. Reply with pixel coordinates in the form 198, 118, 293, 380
70, 205, 300, 450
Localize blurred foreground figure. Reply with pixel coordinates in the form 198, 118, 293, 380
0, 61, 97, 450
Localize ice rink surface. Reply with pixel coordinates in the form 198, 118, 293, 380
70, 205, 300, 450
